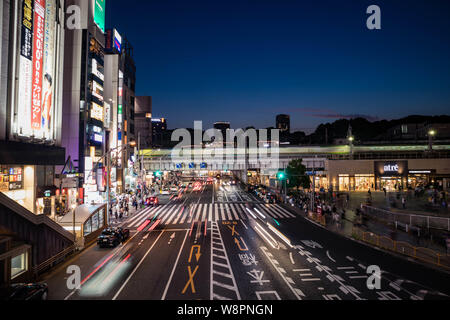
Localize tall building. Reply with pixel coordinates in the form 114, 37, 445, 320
152, 118, 168, 147
135, 96, 153, 150
62, 0, 108, 204
0, 0, 66, 215
104, 29, 137, 194
0, 0, 75, 286
276, 114, 290, 133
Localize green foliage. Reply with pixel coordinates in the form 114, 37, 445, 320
285, 159, 310, 190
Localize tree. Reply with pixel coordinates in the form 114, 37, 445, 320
285, 159, 310, 190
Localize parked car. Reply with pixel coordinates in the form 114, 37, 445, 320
0, 283, 48, 301
97, 228, 130, 248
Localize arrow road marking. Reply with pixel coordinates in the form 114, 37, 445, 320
189, 245, 202, 263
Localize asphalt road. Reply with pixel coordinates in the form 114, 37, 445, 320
41, 181, 450, 301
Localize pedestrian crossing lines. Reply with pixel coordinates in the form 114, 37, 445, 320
126, 203, 297, 228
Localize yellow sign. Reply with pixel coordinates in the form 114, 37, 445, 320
91, 102, 104, 122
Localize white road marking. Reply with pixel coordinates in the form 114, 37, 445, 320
260, 247, 304, 300
326, 251, 336, 263
160, 230, 189, 300
112, 230, 166, 300
289, 252, 295, 265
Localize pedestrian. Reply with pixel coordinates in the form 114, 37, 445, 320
383, 187, 387, 197
402, 197, 406, 209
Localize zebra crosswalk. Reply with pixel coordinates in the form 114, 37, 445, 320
124, 203, 297, 228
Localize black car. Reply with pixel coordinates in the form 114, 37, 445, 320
97, 228, 130, 248
0, 283, 48, 301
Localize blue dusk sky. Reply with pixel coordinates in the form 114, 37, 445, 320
107, 0, 450, 132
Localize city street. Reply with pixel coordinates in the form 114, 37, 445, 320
41, 182, 450, 301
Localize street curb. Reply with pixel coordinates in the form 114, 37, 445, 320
280, 204, 450, 276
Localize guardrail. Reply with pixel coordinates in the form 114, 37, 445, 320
362, 205, 450, 232
33, 244, 77, 276
352, 227, 450, 270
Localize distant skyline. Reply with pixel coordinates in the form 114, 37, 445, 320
107, 0, 450, 132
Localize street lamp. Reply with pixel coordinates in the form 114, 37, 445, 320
428, 129, 436, 151
348, 136, 355, 160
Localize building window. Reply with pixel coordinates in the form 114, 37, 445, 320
11, 253, 27, 279
355, 175, 375, 191
401, 125, 408, 134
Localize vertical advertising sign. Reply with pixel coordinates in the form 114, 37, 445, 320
42, 0, 56, 139
94, 0, 106, 33
17, 0, 34, 137
31, 0, 46, 132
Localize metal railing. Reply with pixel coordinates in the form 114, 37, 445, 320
352, 227, 450, 270
362, 205, 450, 232
33, 244, 77, 276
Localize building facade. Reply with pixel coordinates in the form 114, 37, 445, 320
1, 0, 66, 216
135, 96, 152, 150
104, 29, 137, 194
276, 114, 290, 133
62, 0, 109, 205
152, 118, 168, 147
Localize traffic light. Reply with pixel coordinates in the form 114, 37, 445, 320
277, 171, 286, 180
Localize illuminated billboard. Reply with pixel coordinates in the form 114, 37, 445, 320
94, 0, 106, 33
105, 29, 122, 53
13, 0, 59, 142
91, 102, 104, 122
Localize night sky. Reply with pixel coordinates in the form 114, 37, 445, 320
106, 0, 450, 133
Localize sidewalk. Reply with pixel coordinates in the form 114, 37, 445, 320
285, 197, 448, 254
109, 204, 141, 227
346, 191, 449, 217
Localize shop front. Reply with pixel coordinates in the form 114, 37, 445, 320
374, 161, 408, 191
0, 165, 35, 213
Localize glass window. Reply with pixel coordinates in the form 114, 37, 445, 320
98, 209, 104, 228
11, 253, 27, 279
355, 175, 375, 191
84, 219, 92, 236
91, 212, 99, 233
339, 175, 350, 192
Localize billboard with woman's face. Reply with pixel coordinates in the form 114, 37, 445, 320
13, 0, 59, 142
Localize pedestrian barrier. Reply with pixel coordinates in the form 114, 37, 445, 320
362, 205, 450, 232
352, 227, 450, 270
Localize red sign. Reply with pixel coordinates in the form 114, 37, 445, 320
31, 0, 46, 130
